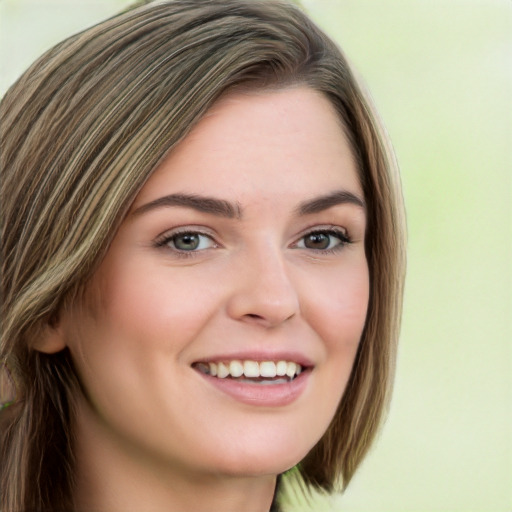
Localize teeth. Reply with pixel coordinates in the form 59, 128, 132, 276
260, 361, 276, 378
285, 362, 297, 378
243, 360, 260, 378
276, 360, 288, 376
196, 360, 304, 380
217, 362, 229, 379
229, 360, 244, 378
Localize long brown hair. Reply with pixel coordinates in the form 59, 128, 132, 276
0, 1, 405, 510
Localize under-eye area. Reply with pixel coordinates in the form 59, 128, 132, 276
192, 360, 311, 384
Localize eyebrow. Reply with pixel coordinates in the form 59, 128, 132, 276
132, 189, 365, 219
132, 193, 241, 219
133, 194, 241, 219
296, 190, 366, 215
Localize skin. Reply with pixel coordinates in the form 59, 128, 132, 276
41, 86, 369, 512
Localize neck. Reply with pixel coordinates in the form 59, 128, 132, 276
72, 401, 277, 512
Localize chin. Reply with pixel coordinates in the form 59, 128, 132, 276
203, 434, 315, 478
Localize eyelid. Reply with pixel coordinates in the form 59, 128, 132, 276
295, 224, 350, 240
292, 225, 352, 251
154, 226, 219, 253
153, 224, 352, 257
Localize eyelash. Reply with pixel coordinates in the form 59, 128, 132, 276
154, 226, 352, 258
154, 228, 217, 258
294, 228, 352, 254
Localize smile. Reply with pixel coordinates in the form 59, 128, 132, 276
193, 360, 304, 384
192, 358, 312, 406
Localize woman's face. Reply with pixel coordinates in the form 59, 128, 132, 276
60, 87, 369, 478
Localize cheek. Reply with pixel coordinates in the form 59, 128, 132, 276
302, 262, 369, 414
303, 264, 370, 350
289, 265, 369, 454
91, 259, 223, 351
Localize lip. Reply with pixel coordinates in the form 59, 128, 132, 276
195, 368, 311, 407
191, 350, 314, 406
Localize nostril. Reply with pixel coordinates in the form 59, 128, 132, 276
240, 310, 295, 329
226, 270, 300, 327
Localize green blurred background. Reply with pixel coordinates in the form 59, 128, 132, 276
1, 1, 510, 510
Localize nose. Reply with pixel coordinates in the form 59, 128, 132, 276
225, 247, 300, 328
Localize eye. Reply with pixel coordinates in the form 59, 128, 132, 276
295, 228, 350, 252
156, 231, 216, 252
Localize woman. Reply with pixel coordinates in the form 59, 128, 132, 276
0, 0, 406, 510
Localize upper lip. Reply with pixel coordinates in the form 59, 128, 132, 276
192, 351, 314, 368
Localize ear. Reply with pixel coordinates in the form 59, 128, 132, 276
31, 316, 67, 354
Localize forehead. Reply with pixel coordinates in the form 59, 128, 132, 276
132, 86, 361, 210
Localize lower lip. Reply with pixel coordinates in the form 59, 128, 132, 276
196, 370, 311, 407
